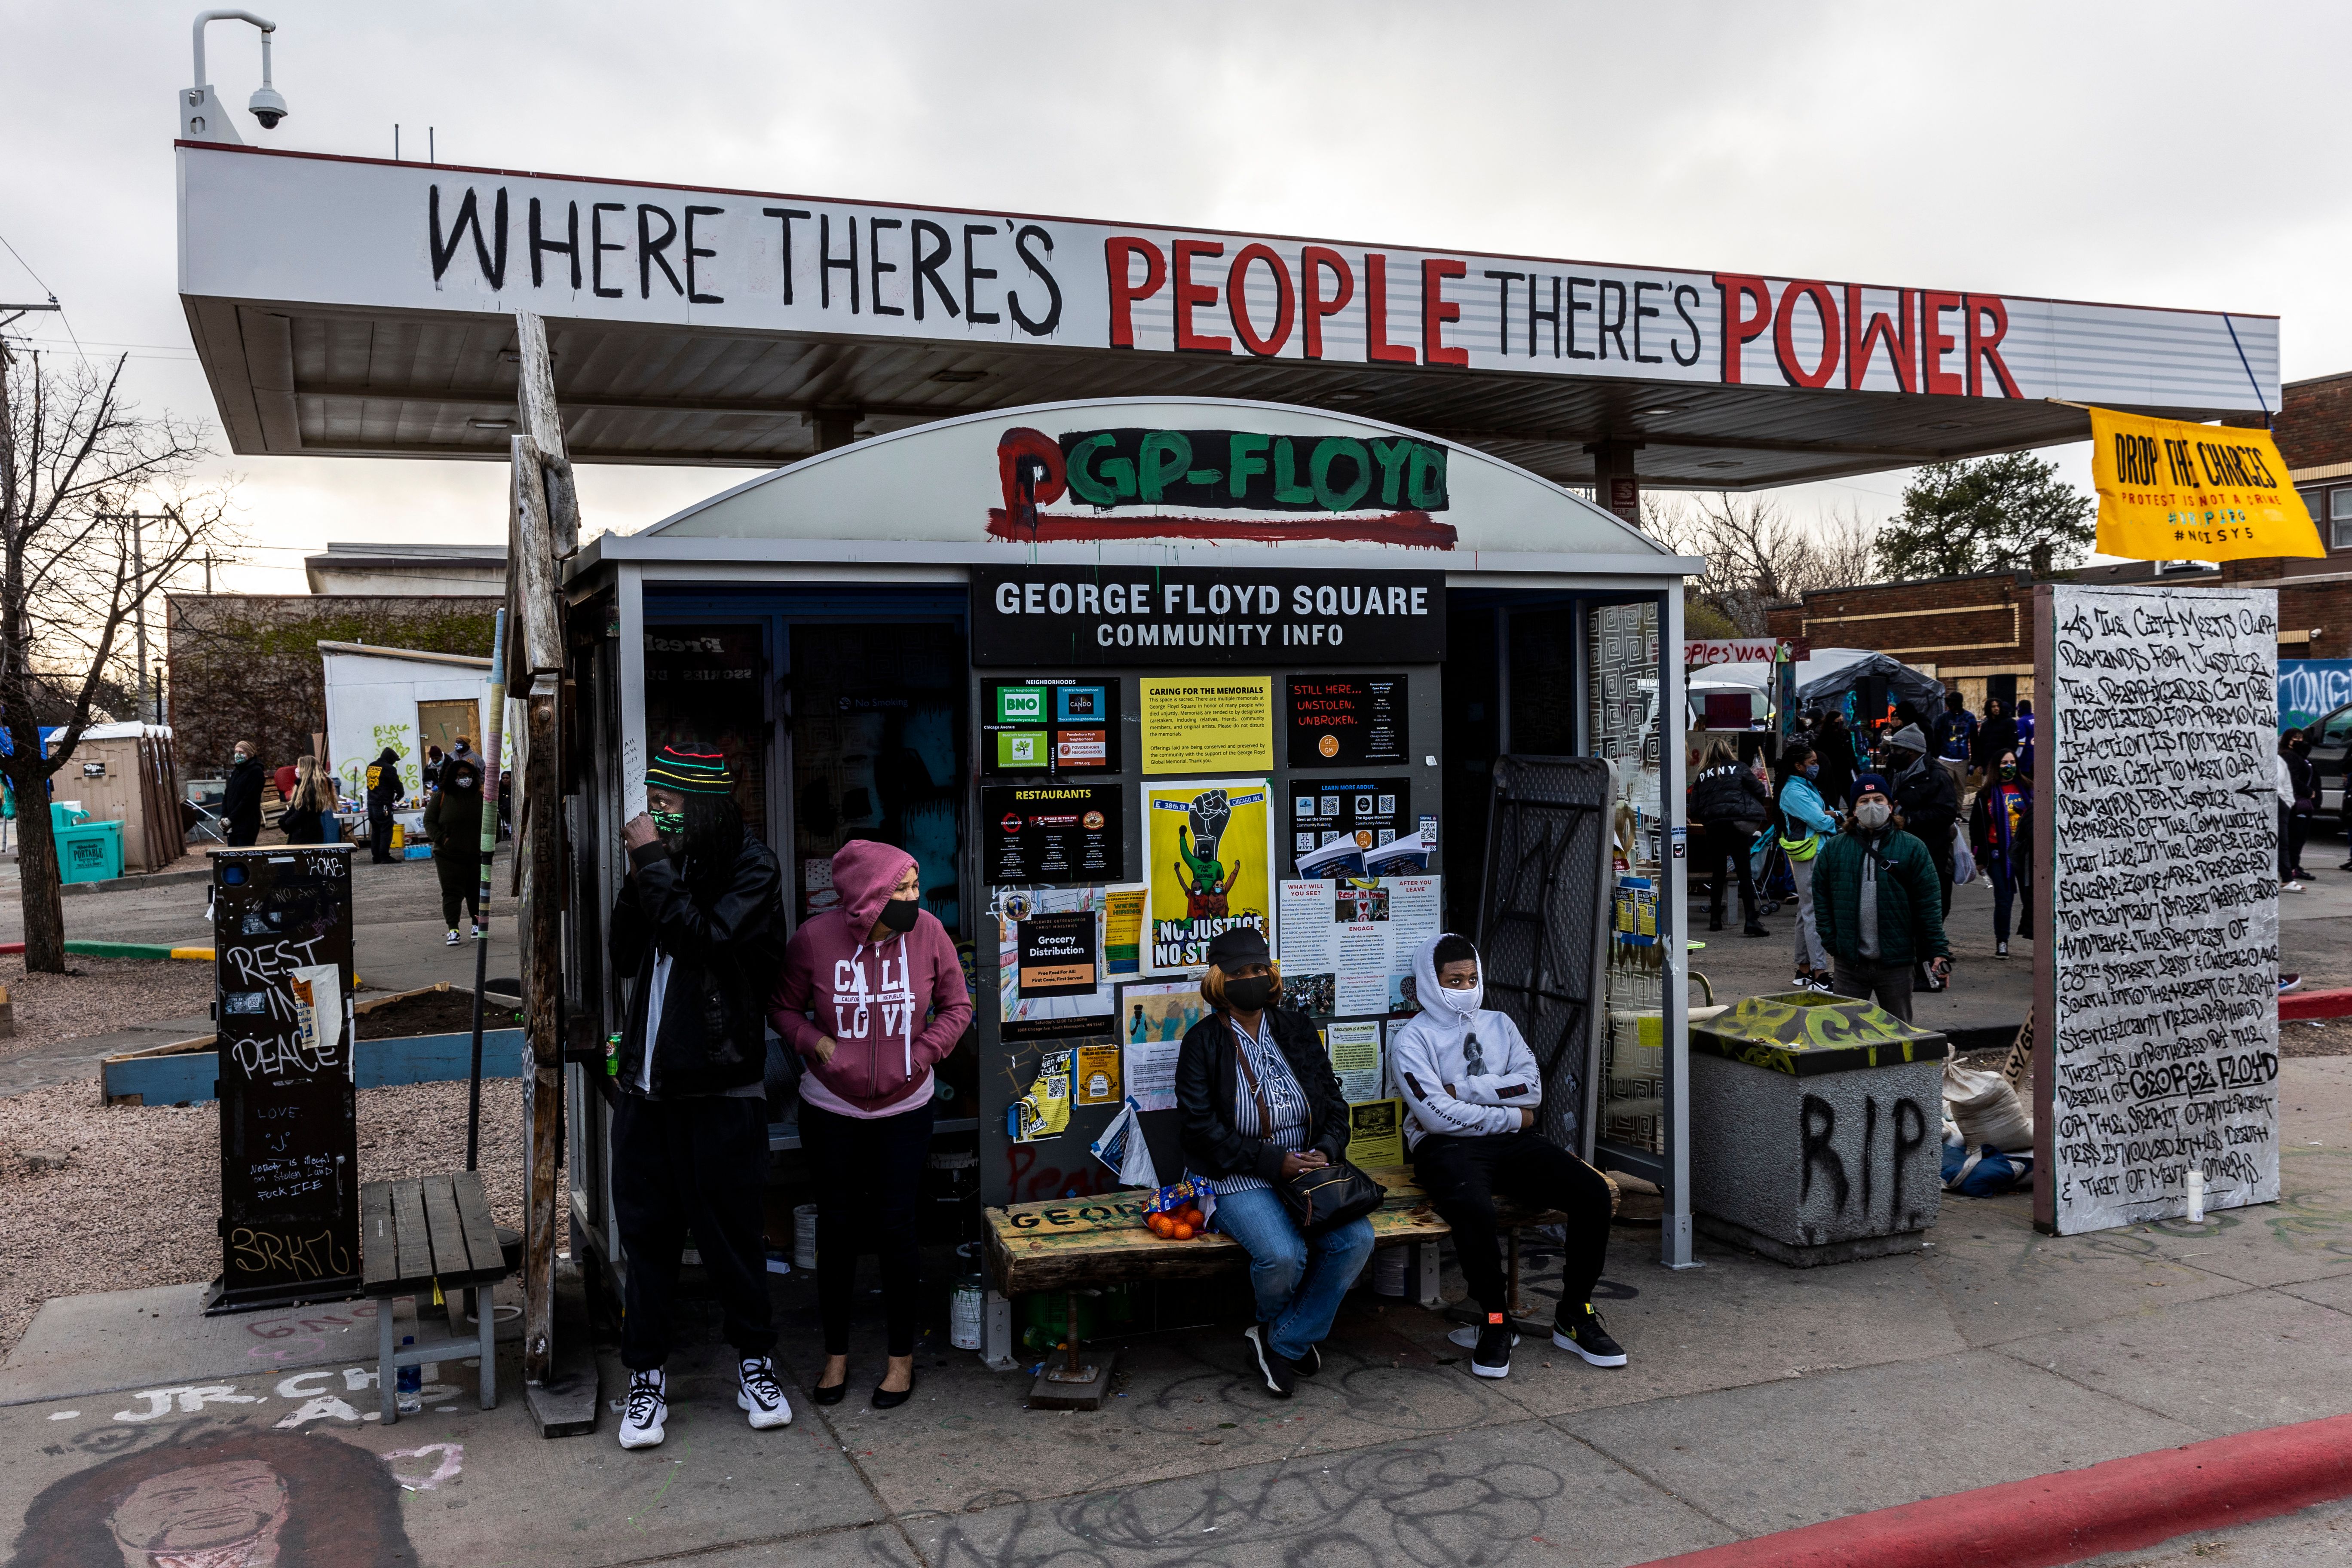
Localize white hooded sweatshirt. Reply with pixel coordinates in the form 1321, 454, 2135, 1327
1387, 932, 1543, 1150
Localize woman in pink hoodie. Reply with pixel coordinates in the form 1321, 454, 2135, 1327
771, 839, 971, 1408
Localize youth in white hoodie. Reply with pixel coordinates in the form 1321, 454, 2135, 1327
1387, 932, 1542, 1150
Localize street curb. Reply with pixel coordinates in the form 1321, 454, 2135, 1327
1629, 1412, 2352, 1568
61, 865, 216, 896
0, 941, 211, 961
2281, 986, 2352, 1021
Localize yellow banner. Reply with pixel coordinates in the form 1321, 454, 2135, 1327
2088, 406, 2319, 561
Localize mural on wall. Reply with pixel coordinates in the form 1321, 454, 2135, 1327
9, 1427, 413, 1568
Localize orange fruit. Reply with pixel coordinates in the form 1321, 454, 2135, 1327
1172, 1222, 1194, 1240
1148, 1213, 1171, 1236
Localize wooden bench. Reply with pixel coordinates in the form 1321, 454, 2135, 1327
361, 1173, 512, 1424
983, 1167, 1617, 1348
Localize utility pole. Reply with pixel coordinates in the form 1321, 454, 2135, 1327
100, 511, 176, 724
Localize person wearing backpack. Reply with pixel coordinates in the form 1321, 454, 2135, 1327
1775, 743, 1839, 992
1812, 773, 1951, 1021
608, 746, 790, 1450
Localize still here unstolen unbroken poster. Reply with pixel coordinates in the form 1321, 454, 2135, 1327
1145, 779, 1274, 970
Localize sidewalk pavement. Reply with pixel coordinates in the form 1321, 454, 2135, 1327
0, 854, 515, 1096
5, 1054, 2349, 1566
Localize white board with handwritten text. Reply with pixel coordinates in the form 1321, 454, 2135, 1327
2040, 584, 2280, 1235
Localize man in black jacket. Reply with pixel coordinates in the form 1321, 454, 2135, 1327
607, 745, 790, 1450
220, 741, 263, 847
1887, 723, 1959, 916
364, 747, 405, 864
1688, 741, 1771, 936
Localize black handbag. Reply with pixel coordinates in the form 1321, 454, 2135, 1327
1234, 1038, 1385, 1236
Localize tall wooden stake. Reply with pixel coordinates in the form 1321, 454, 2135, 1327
509, 311, 577, 1393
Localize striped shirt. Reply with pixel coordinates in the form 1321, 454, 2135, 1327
1218, 1013, 1309, 1196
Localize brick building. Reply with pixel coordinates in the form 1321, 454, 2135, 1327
2217, 370, 2352, 652
1766, 371, 2352, 708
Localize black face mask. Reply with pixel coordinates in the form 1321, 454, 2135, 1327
878, 897, 921, 932
1224, 975, 1277, 1013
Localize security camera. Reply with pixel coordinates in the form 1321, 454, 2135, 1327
248, 83, 287, 129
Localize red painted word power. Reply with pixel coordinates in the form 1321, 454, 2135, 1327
1629, 1412, 2352, 1568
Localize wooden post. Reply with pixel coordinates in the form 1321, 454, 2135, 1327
507, 312, 573, 1394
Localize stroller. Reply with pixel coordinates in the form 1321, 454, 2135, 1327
1749, 827, 1796, 916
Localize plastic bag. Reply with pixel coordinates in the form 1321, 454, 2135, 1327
1942, 1054, 2033, 1152
1951, 823, 1977, 886
1145, 1176, 1217, 1228
1087, 1097, 1160, 1190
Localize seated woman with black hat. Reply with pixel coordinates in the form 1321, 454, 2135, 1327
1174, 925, 1376, 1399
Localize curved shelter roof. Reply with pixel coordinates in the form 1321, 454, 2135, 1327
582, 396, 1700, 579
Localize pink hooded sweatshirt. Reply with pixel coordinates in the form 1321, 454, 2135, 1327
770, 840, 971, 1118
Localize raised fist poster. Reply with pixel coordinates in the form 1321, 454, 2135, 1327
1143, 778, 1274, 971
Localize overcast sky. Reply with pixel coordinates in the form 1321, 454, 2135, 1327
5, 0, 2347, 592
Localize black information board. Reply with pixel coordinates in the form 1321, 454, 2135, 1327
1287, 673, 1409, 768
1015, 910, 1100, 998
974, 566, 1446, 667
1289, 779, 1414, 876
982, 677, 1122, 775
207, 845, 360, 1314
985, 783, 1124, 884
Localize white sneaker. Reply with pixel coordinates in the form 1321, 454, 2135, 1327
737, 1356, 792, 1429
2284, 880, 2306, 894
445, 928, 462, 945
618, 1367, 667, 1449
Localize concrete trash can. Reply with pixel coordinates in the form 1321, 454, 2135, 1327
1689, 992, 1945, 1266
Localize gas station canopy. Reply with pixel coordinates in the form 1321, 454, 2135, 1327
176, 142, 2280, 489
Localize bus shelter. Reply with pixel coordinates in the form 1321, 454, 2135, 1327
555, 395, 1708, 1288
171, 135, 2282, 1403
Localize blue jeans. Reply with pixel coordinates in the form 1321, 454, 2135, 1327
1209, 1185, 1376, 1362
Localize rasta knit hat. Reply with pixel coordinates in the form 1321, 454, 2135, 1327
645, 745, 732, 795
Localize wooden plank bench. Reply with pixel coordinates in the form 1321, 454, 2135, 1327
361, 1173, 513, 1424
984, 1167, 1617, 1343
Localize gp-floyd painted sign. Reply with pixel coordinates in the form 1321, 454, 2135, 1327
178, 145, 2278, 412
994, 425, 1454, 546
973, 566, 1446, 667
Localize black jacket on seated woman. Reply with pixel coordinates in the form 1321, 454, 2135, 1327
1173, 925, 1375, 1401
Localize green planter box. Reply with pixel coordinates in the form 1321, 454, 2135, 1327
1688, 992, 1946, 1267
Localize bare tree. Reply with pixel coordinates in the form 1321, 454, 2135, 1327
1643, 492, 1883, 634
0, 347, 236, 971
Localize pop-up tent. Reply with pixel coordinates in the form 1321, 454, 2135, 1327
1796, 650, 1945, 712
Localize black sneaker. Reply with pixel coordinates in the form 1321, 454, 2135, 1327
1290, 1342, 1321, 1377
1470, 1313, 1513, 1379
1243, 1324, 1295, 1398
1553, 1302, 1628, 1368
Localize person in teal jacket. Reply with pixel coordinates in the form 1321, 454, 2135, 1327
1774, 744, 1840, 993
1810, 772, 1950, 1022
